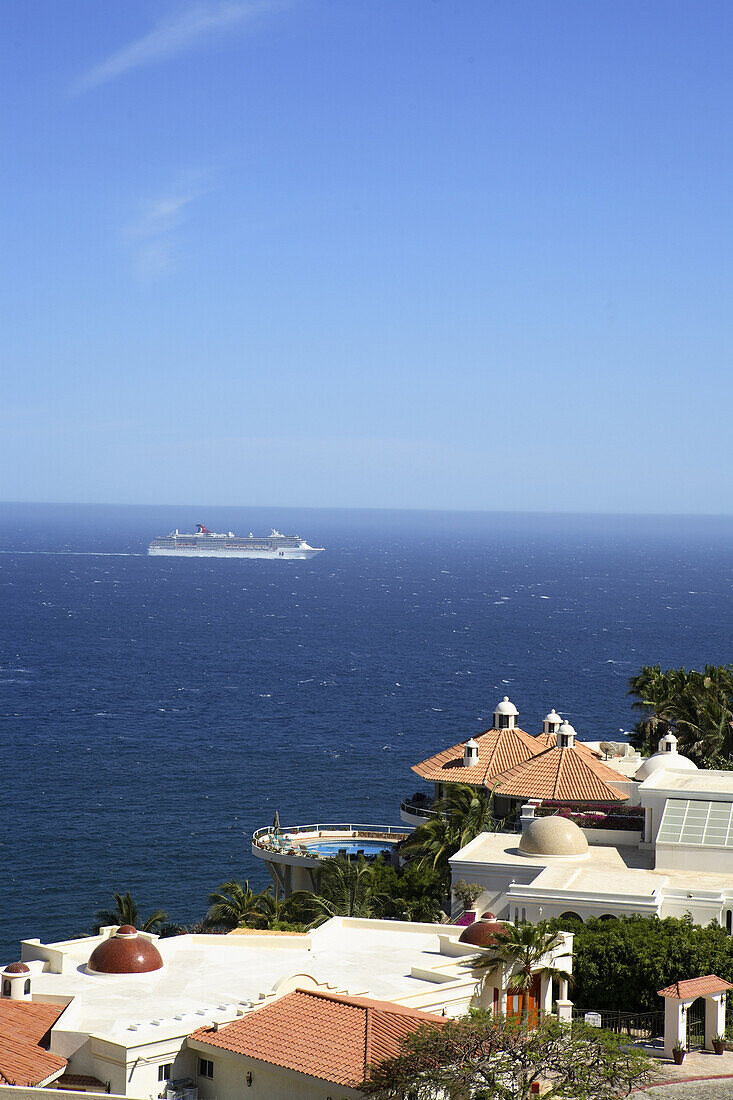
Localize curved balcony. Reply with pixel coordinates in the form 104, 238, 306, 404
400, 797, 440, 826
251, 822, 413, 897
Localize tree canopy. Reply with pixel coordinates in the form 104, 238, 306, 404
361, 1012, 656, 1100
549, 913, 733, 1013
628, 663, 733, 767
399, 783, 507, 880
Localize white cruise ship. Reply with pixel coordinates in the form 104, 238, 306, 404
147, 524, 324, 560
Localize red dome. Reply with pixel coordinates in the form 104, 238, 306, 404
3, 962, 30, 974
481, 911, 496, 920
88, 927, 163, 975
458, 920, 508, 947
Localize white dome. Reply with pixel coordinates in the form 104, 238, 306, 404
544, 709, 562, 724
557, 720, 576, 737
518, 816, 589, 858
464, 737, 479, 749
494, 696, 519, 716
635, 752, 698, 782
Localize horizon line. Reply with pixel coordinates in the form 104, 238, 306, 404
2, 499, 733, 520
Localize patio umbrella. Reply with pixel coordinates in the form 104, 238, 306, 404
272, 809, 281, 833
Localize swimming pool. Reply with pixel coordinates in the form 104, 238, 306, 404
300, 840, 396, 857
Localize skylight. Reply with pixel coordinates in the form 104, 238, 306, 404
657, 798, 733, 848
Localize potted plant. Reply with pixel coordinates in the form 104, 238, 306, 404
712, 1033, 726, 1055
672, 1042, 686, 1065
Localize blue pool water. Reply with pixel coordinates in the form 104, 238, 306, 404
302, 841, 396, 857
1, 503, 731, 959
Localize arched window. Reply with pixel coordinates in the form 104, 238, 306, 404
24, 979, 31, 995
559, 911, 583, 925
2, 981, 10, 998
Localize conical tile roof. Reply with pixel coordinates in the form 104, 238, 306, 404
533, 732, 602, 757
492, 743, 628, 803
412, 726, 540, 787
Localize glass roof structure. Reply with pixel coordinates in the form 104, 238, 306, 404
657, 798, 733, 848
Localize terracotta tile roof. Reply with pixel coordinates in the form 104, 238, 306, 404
56, 1074, 108, 1091
412, 726, 541, 787
533, 733, 601, 758
657, 975, 733, 999
492, 744, 628, 803
0, 1001, 68, 1087
190, 989, 444, 1087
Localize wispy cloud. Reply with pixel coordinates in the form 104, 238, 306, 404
73, 1, 280, 93
125, 174, 210, 279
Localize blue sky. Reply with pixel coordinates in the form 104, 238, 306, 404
2, 0, 732, 512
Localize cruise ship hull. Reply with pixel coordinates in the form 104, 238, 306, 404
148, 546, 323, 560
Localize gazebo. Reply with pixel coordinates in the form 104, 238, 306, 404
657, 975, 731, 1058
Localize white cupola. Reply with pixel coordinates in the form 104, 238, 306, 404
543, 709, 563, 734
634, 729, 698, 781
463, 737, 479, 767
494, 696, 519, 729
557, 720, 576, 748
1, 962, 32, 1000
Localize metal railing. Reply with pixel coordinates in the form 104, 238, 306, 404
400, 798, 439, 819
252, 822, 412, 851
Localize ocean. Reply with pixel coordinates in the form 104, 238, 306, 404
1, 503, 731, 960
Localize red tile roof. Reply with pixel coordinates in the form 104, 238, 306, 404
412, 727, 541, 786
492, 744, 628, 803
0, 1001, 68, 1087
657, 975, 733, 999
56, 1073, 108, 1091
533, 733, 601, 758
190, 989, 445, 1087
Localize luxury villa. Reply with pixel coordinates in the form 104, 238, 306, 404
0, 915, 573, 1100
252, 695, 733, 932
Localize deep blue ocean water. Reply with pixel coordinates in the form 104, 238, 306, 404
1, 503, 731, 959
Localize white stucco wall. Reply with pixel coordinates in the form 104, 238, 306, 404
192, 1044, 362, 1100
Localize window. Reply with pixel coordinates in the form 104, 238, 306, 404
24, 979, 31, 995
198, 1060, 214, 1080
158, 1065, 172, 1083
727, 910, 732, 935
2, 981, 10, 998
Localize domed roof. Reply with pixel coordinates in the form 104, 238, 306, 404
458, 920, 508, 946
518, 815, 589, 858
635, 752, 698, 782
494, 696, 519, 716
557, 720, 576, 737
87, 927, 164, 975
464, 737, 479, 749
3, 961, 30, 974
544, 708, 562, 724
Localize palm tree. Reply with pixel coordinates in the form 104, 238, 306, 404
401, 783, 501, 879
205, 880, 267, 930
292, 856, 386, 926
473, 920, 573, 1032
94, 891, 168, 934
254, 888, 304, 928
628, 664, 733, 766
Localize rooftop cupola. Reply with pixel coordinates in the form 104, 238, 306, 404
557, 720, 576, 749
2, 962, 31, 1000
463, 737, 479, 767
659, 731, 679, 754
543, 709, 563, 734
494, 696, 519, 729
